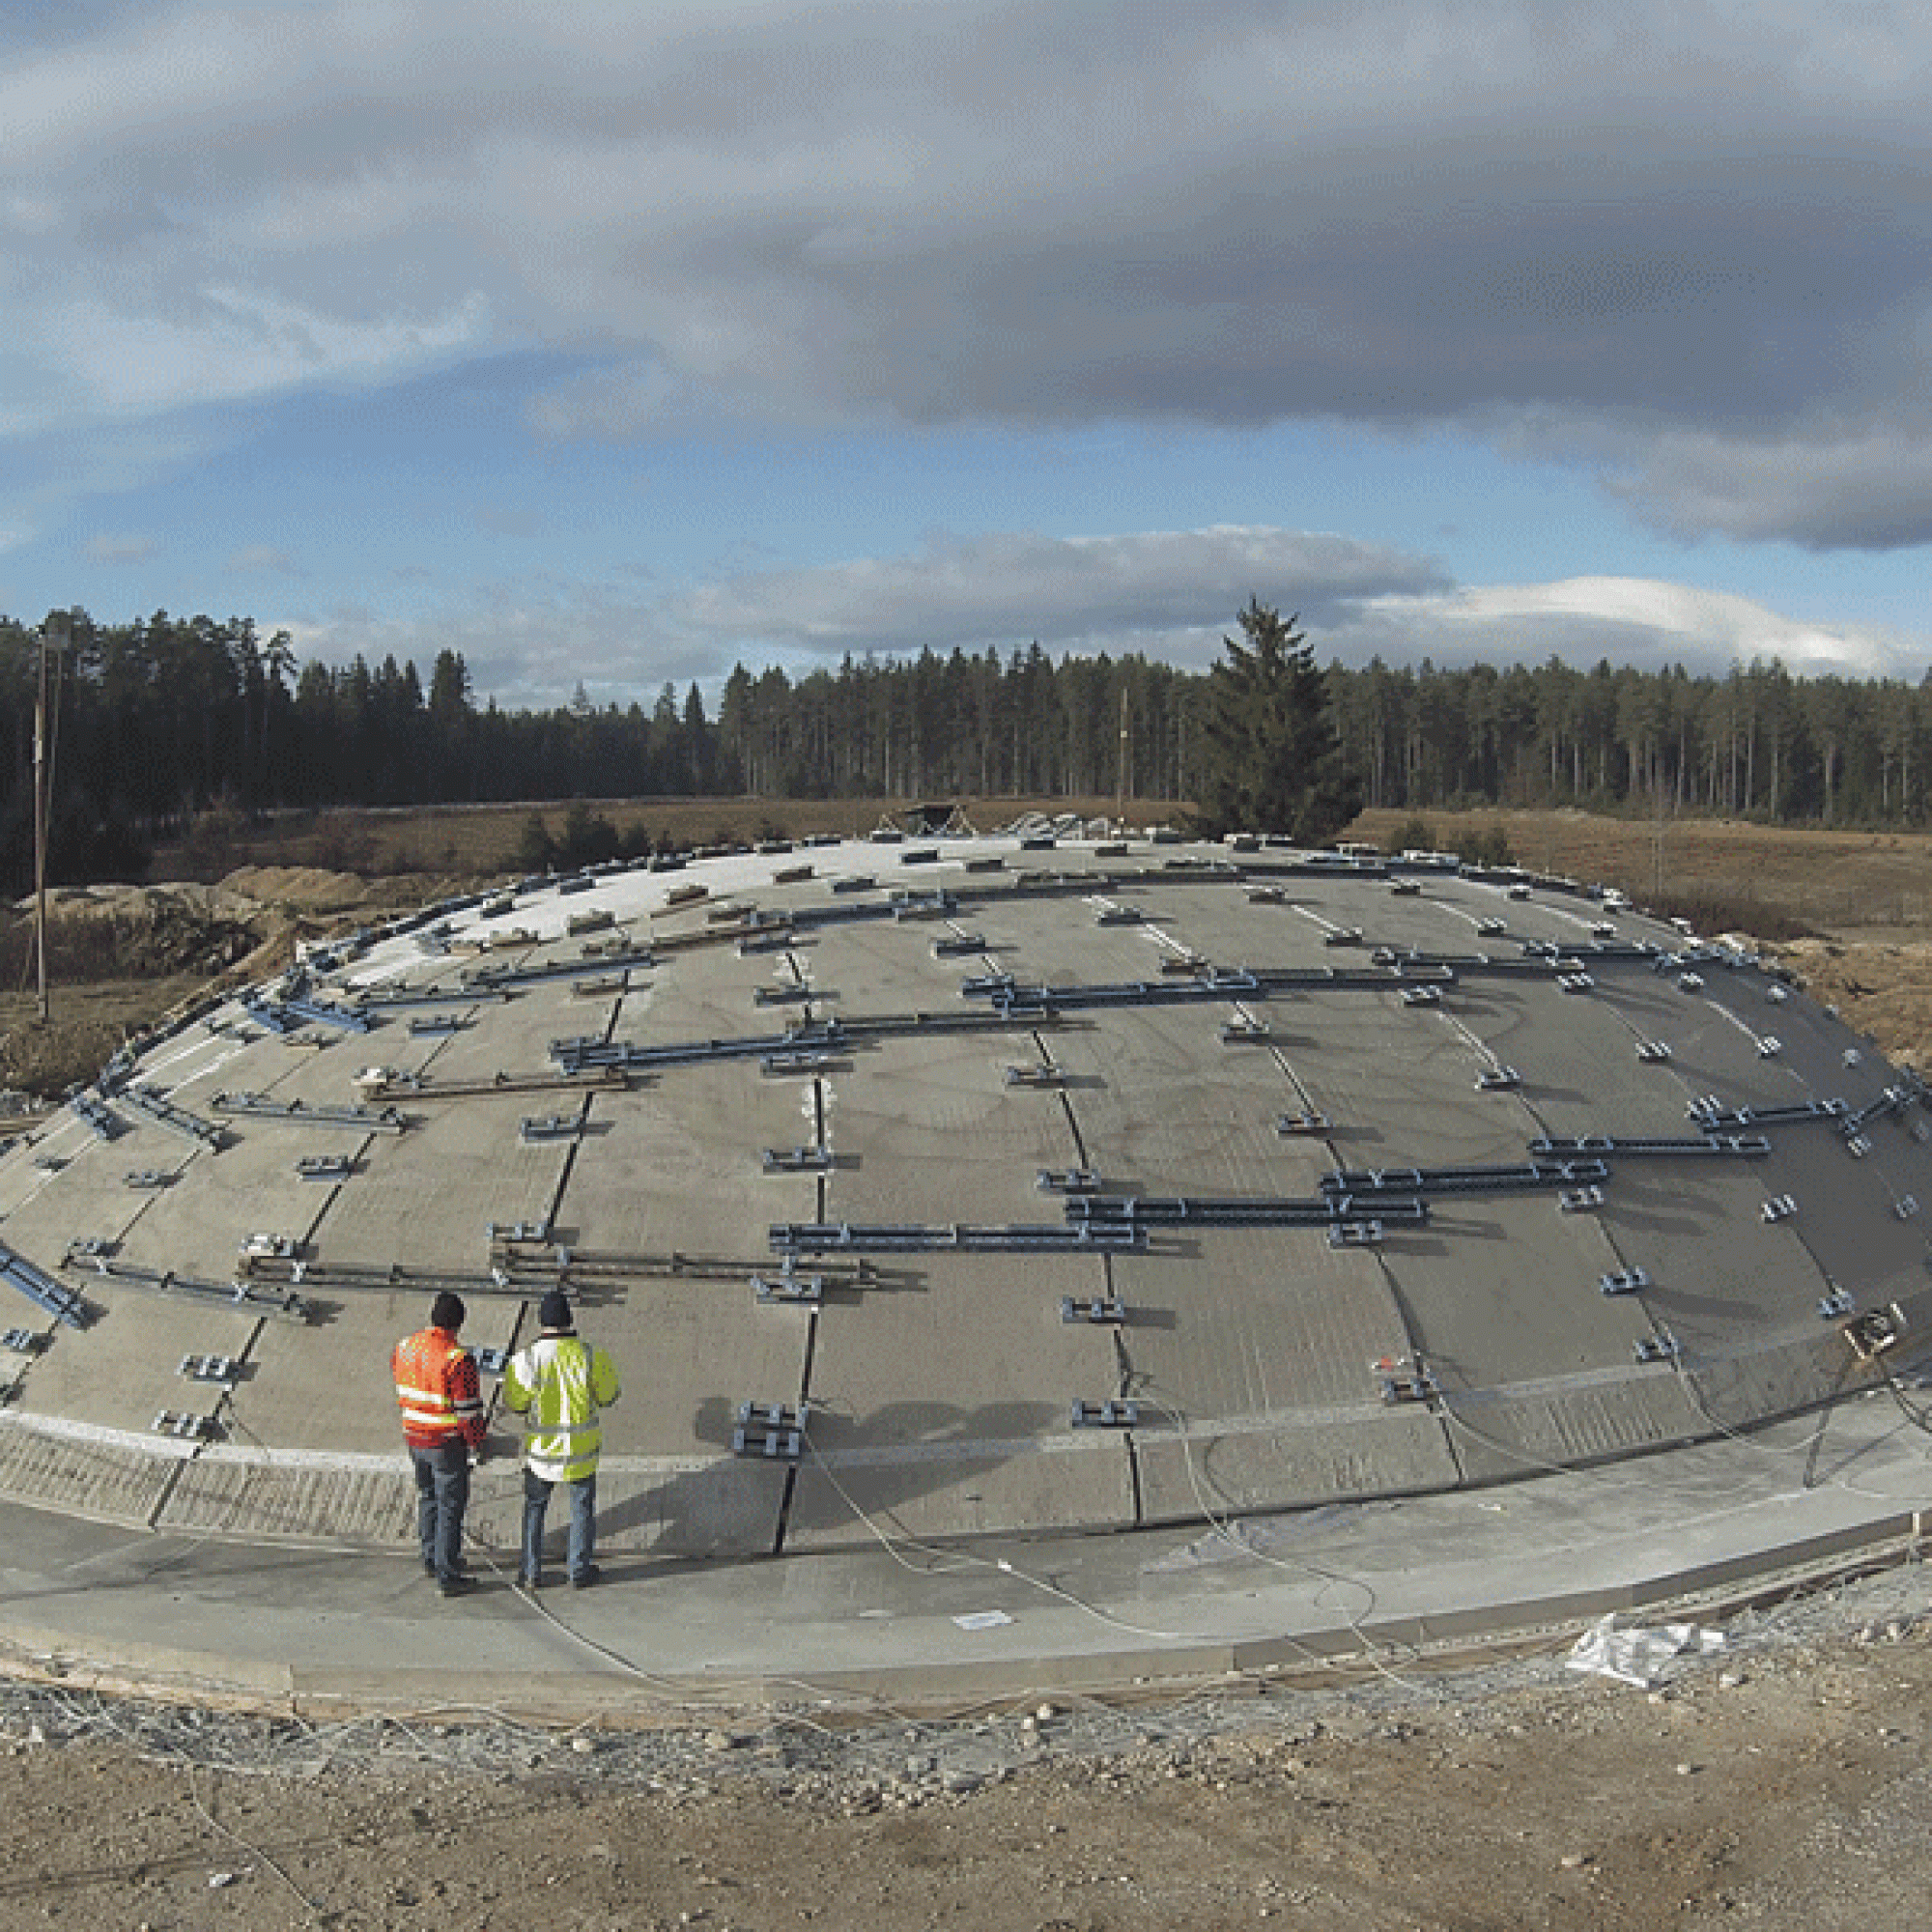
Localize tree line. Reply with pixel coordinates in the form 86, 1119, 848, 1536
3, 605, 1929, 892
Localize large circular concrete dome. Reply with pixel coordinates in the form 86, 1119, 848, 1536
2, 830, 1925, 1566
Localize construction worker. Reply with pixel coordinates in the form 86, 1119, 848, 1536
502, 1290, 621, 1589
392, 1291, 488, 1598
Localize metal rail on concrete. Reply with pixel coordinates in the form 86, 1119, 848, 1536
351, 985, 511, 1009
59, 1251, 310, 1321
70, 1093, 125, 1140
769, 1221, 1149, 1254
231, 1253, 526, 1300
1321, 1159, 1613, 1198
355, 1065, 627, 1101
280, 995, 373, 1034
1686, 1097, 1850, 1132
550, 1006, 1061, 1077
462, 946, 657, 991
488, 1234, 843, 1288
1527, 1134, 1772, 1158
116, 1085, 226, 1151
1066, 1194, 1431, 1228
212, 1093, 409, 1133
1841, 1086, 1918, 1134
0, 1238, 88, 1327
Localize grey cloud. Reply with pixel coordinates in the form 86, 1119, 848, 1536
284, 526, 1447, 706
289, 581, 726, 714
287, 530, 1914, 714
84, 531, 157, 563
1607, 428, 1932, 551
12, 3, 1932, 545
676, 527, 1452, 658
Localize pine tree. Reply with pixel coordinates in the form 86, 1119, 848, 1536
1194, 600, 1361, 842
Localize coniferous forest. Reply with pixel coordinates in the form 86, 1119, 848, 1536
3, 606, 1929, 892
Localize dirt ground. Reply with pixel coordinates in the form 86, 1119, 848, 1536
4, 805, 1932, 1926
1, 1565, 1929, 1931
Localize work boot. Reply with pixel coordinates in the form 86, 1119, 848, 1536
439, 1575, 480, 1599
569, 1565, 602, 1589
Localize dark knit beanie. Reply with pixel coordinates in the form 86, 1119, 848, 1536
431, 1291, 467, 1332
538, 1291, 574, 1332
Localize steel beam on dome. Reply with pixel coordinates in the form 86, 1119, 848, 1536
1527, 1134, 1772, 1158
768, 1221, 1148, 1254
0, 1237, 88, 1327
1321, 1159, 1612, 1198
1065, 1194, 1431, 1228
1685, 1097, 1849, 1133
69, 1093, 125, 1140
462, 946, 657, 991
212, 1092, 409, 1133
116, 1084, 226, 1151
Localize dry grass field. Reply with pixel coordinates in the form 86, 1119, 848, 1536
9, 800, 1932, 1106
154, 797, 1932, 937
150, 794, 1154, 885
1350, 806, 1932, 937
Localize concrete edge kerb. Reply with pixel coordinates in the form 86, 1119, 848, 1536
1, 1497, 1922, 1724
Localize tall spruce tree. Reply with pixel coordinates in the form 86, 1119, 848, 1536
1194, 599, 1361, 841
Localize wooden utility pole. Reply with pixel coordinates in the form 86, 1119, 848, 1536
33, 614, 64, 1023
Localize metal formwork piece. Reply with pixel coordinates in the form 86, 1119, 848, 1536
0, 1238, 88, 1328
117, 1084, 226, 1150
212, 1092, 409, 1133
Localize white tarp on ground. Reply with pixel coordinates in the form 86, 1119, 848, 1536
1566, 1613, 1725, 1688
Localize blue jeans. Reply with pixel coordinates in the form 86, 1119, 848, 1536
522, 1467, 597, 1581
410, 1440, 470, 1582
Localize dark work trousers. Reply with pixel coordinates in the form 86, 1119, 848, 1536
410, 1438, 471, 1582
522, 1466, 597, 1582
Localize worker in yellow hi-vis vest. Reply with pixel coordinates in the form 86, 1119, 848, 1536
502, 1291, 622, 1589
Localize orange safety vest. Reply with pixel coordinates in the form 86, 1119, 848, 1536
393, 1326, 484, 1449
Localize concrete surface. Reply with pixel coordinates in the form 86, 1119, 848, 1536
1, 826, 1929, 1706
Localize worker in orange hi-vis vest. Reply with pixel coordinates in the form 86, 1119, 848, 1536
392, 1292, 489, 1598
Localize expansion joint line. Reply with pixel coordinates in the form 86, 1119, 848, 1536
1368, 1248, 1463, 1480
539, 1111, 594, 1257
773, 1293, 824, 1559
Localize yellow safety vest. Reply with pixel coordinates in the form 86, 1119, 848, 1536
503, 1335, 620, 1482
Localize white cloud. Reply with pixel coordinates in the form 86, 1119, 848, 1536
23, 286, 491, 432
1334, 577, 1899, 679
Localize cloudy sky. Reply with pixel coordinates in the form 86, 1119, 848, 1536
4, 1, 1929, 708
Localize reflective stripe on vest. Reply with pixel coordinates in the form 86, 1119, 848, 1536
503, 1335, 618, 1482
394, 1327, 476, 1442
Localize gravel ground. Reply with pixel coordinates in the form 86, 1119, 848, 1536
1, 1557, 1929, 1931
